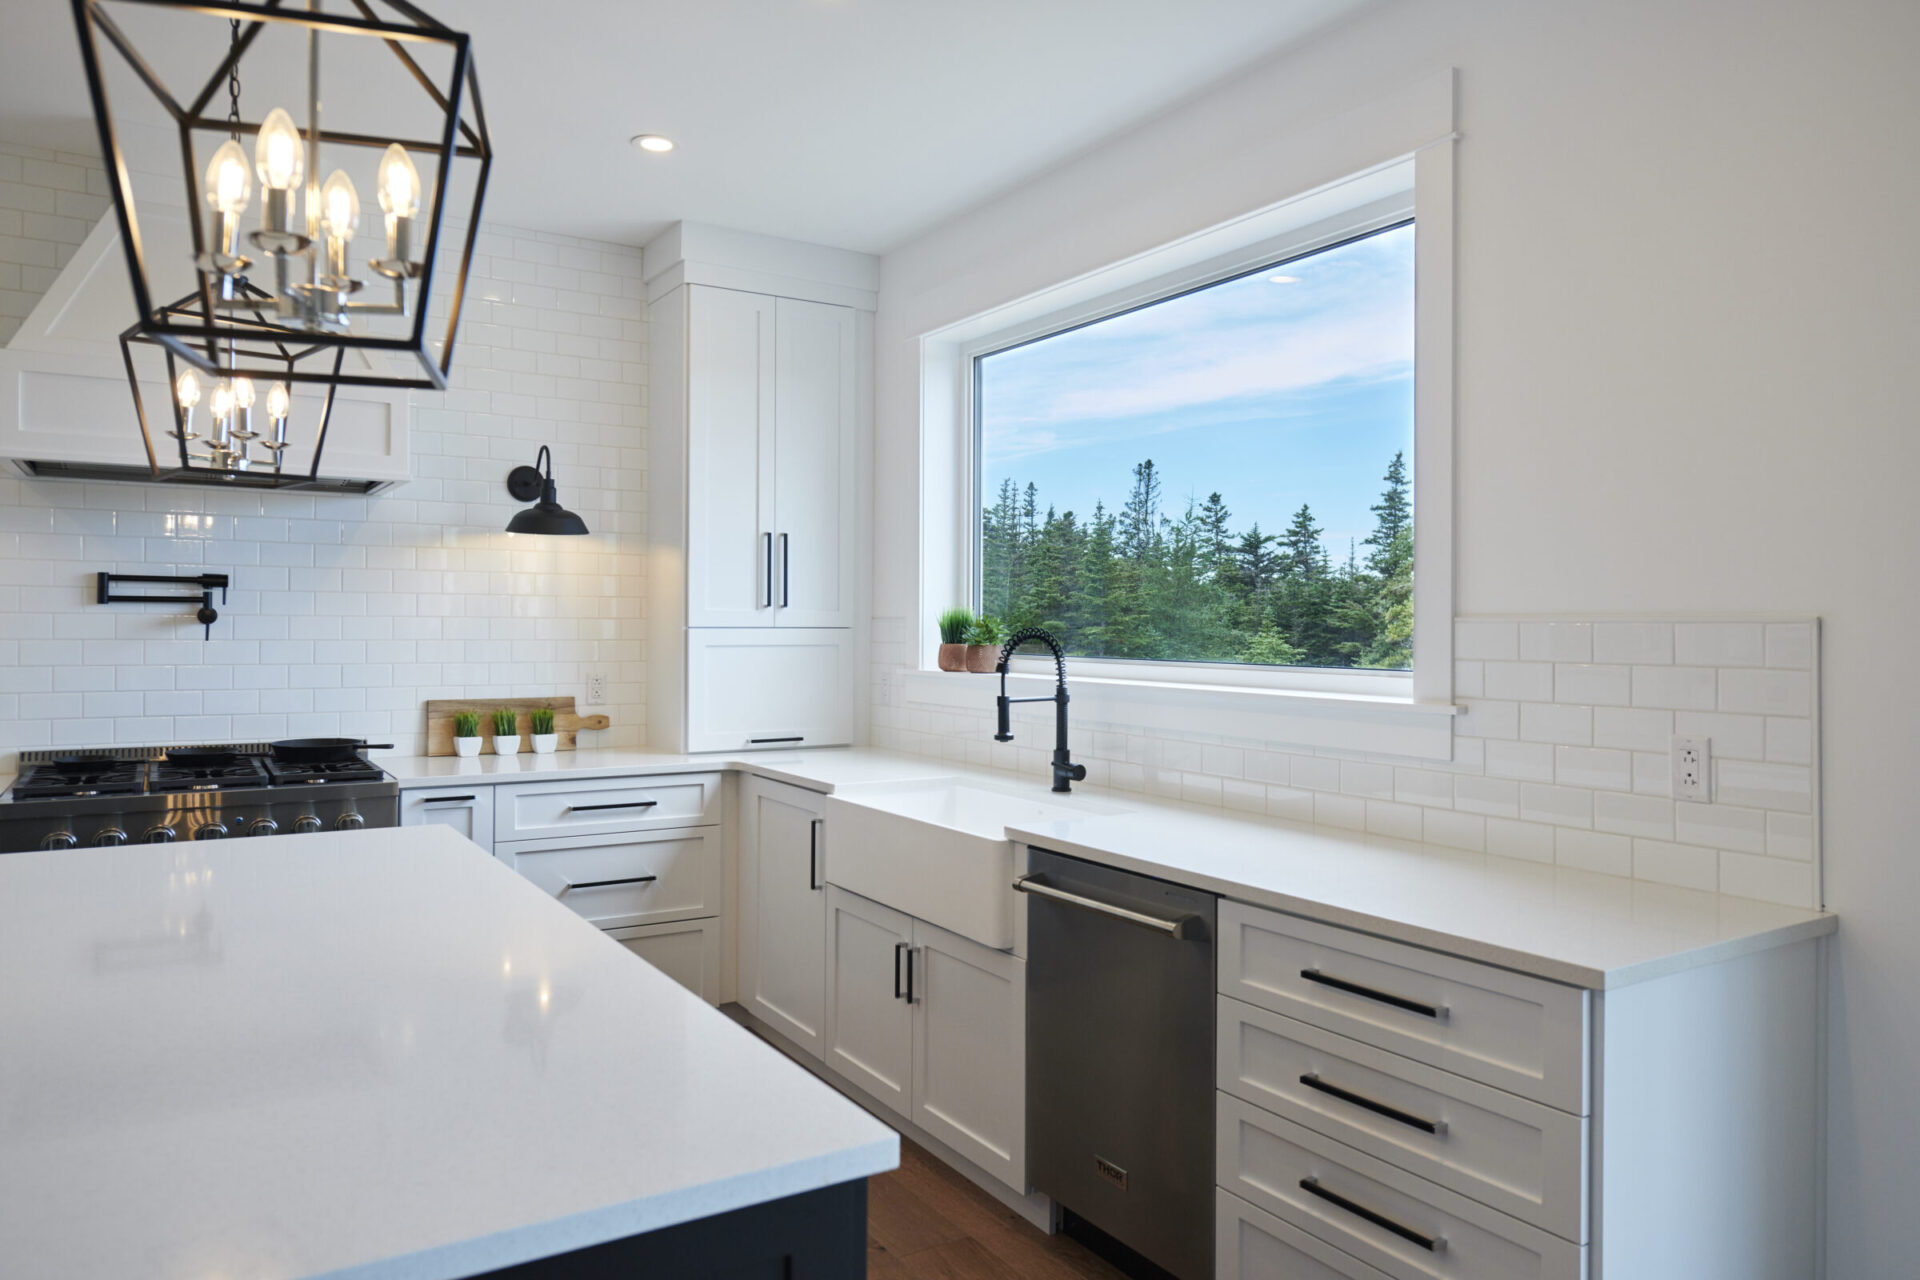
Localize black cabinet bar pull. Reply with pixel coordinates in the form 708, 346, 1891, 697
1300, 969, 1447, 1020
763, 532, 773, 608
780, 532, 790, 607
558, 874, 657, 896
1300, 1074, 1445, 1136
808, 817, 823, 891
894, 941, 907, 999
567, 800, 659, 812
905, 947, 918, 1004
750, 736, 804, 745
1299, 1177, 1443, 1252
422, 795, 477, 804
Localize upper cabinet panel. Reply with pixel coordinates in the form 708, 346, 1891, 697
773, 297, 858, 628
686, 286, 778, 626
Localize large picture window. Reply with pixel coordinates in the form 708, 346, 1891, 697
975, 222, 1415, 674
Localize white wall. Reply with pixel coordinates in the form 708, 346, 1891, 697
0, 140, 648, 755
868, 1, 1919, 1274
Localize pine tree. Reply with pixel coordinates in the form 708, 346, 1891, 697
1120, 459, 1161, 561
1365, 451, 1411, 574
1233, 524, 1278, 594
1198, 491, 1233, 580
1281, 504, 1327, 581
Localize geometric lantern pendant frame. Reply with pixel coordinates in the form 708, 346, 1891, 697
70, 0, 493, 402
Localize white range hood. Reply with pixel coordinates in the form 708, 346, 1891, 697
0, 208, 411, 493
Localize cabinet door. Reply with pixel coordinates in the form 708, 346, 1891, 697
771, 298, 857, 628
399, 786, 494, 854
498, 828, 720, 931
825, 887, 914, 1115
739, 776, 829, 1056
685, 628, 853, 752
686, 285, 776, 627
911, 919, 1026, 1191
608, 919, 722, 1005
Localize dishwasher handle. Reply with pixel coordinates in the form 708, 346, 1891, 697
1013, 874, 1201, 939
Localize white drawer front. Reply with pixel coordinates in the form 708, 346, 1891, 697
497, 773, 722, 841
1219, 903, 1589, 1114
1219, 997, 1587, 1242
399, 786, 494, 852
1219, 1187, 1394, 1279
608, 919, 722, 1005
1219, 1095, 1585, 1280
500, 828, 720, 930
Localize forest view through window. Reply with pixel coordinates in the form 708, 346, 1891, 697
977, 222, 1415, 673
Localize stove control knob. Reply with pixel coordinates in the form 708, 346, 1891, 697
291, 815, 324, 834
192, 821, 229, 841
142, 826, 177, 844
247, 818, 280, 838
333, 812, 366, 831
91, 828, 128, 847
40, 831, 78, 851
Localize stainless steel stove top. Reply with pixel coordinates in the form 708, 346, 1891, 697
2, 744, 399, 853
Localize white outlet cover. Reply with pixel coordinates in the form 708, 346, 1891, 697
1671, 735, 1711, 803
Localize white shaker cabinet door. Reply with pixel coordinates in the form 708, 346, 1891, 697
685, 285, 776, 627
399, 786, 495, 855
771, 297, 857, 628
685, 628, 853, 753
738, 776, 830, 1057
911, 918, 1027, 1192
824, 887, 915, 1116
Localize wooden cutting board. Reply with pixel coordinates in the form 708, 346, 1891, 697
425, 697, 611, 756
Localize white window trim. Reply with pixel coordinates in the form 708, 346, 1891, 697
914, 71, 1459, 757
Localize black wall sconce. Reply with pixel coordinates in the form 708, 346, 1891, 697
506, 446, 589, 536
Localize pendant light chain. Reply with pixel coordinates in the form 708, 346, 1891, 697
226, 19, 242, 142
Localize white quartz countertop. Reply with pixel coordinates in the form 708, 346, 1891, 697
0, 826, 897, 1280
394, 747, 1837, 990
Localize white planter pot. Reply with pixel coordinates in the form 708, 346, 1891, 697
453, 736, 481, 758
492, 734, 521, 756
531, 733, 558, 755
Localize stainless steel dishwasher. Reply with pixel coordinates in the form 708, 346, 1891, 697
1019, 848, 1218, 1280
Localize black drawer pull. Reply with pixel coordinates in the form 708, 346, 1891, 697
808, 818, 823, 891
558, 874, 657, 896
567, 800, 659, 812
1300, 1074, 1445, 1136
894, 941, 907, 999
1299, 1177, 1444, 1252
750, 736, 804, 745
422, 795, 477, 804
1300, 969, 1447, 1020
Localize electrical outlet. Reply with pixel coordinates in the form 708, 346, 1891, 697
876, 668, 893, 708
586, 673, 607, 706
1671, 736, 1711, 802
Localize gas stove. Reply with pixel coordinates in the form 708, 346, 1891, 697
1, 744, 399, 853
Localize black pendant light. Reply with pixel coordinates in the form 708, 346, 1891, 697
505, 446, 589, 536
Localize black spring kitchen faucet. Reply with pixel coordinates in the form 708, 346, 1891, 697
993, 627, 1088, 793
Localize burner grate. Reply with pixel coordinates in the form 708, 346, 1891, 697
148, 759, 272, 792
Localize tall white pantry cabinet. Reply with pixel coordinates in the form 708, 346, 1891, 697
647, 263, 871, 753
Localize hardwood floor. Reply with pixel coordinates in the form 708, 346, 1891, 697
866, 1139, 1129, 1280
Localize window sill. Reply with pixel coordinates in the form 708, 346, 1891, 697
899, 668, 1459, 761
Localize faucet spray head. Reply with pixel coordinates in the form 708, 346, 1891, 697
995, 693, 1013, 742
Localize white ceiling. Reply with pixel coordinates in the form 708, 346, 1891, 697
3, 0, 1372, 254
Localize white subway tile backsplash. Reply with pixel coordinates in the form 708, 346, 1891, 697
1483, 738, 1555, 781
1554, 663, 1630, 706
1593, 621, 1674, 665
1520, 702, 1591, 745
1486, 817, 1555, 863
1519, 782, 1592, 828
1766, 812, 1815, 861
1673, 622, 1765, 667
1674, 803, 1767, 854
1632, 839, 1719, 891
1518, 621, 1592, 663
1555, 745, 1633, 792
1556, 829, 1632, 876
1764, 623, 1813, 670
1593, 791, 1674, 840
1422, 809, 1486, 852
1765, 717, 1812, 766
1714, 759, 1813, 813
1673, 710, 1766, 761
1453, 775, 1520, 818
1453, 620, 1518, 660
1632, 665, 1718, 710
1719, 668, 1812, 717
1593, 706, 1673, 752
1484, 661, 1554, 702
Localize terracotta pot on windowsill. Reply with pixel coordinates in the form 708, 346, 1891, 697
965, 645, 1000, 674
937, 643, 968, 672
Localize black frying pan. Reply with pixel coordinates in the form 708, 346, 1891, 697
164, 747, 241, 768
269, 738, 395, 764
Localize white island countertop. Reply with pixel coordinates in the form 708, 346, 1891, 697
0, 825, 897, 1280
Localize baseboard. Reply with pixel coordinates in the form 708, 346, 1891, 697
722, 1002, 1055, 1232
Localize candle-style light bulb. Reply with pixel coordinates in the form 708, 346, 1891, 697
255, 108, 304, 191
318, 170, 359, 281
377, 143, 421, 220
205, 139, 252, 216
231, 376, 255, 410
175, 369, 201, 409
209, 380, 234, 448
266, 381, 289, 420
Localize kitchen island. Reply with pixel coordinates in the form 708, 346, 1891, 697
0, 825, 897, 1279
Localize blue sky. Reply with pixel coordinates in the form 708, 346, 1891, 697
979, 222, 1414, 560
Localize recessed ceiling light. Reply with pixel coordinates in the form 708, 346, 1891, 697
1267, 274, 1300, 284
631, 134, 674, 153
